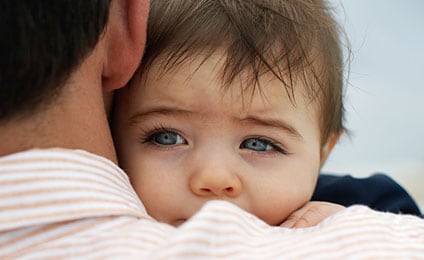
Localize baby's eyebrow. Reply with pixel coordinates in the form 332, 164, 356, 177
239, 116, 303, 140
128, 107, 192, 125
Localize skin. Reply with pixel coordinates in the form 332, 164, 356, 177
114, 53, 341, 227
0, 0, 341, 228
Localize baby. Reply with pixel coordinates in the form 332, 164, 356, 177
113, 0, 346, 227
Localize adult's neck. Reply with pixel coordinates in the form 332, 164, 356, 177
0, 54, 118, 164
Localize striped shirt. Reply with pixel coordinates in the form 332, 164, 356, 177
0, 149, 423, 259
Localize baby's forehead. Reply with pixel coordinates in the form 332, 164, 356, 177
135, 52, 322, 118
140, 50, 322, 103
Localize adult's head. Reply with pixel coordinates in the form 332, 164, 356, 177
0, 0, 149, 161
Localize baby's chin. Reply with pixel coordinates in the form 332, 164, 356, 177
171, 219, 187, 227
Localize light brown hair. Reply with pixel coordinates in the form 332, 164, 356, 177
134, 0, 348, 145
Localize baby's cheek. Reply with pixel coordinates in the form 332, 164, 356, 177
254, 183, 313, 226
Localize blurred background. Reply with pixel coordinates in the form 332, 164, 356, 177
323, 0, 424, 210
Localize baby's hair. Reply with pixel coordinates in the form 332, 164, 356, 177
133, 0, 349, 145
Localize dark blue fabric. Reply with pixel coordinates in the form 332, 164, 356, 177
313, 173, 422, 217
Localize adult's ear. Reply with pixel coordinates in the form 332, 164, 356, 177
102, 0, 149, 91
320, 132, 341, 167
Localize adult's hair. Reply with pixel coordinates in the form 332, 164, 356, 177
0, 0, 111, 122
137, 0, 348, 145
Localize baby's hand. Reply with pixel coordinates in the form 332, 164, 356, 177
280, 201, 345, 228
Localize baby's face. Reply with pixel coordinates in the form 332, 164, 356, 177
113, 54, 328, 226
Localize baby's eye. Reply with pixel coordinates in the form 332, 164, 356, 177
152, 131, 186, 146
240, 137, 288, 155
240, 138, 274, 152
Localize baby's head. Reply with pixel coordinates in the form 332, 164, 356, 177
113, 0, 347, 226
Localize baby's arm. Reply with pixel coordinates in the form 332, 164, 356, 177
280, 201, 345, 228
314, 173, 422, 216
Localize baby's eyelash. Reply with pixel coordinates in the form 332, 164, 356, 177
257, 138, 290, 155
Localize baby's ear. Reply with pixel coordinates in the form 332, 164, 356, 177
320, 133, 341, 166
102, 0, 149, 91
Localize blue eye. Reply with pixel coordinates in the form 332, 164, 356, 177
240, 137, 288, 155
152, 131, 186, 146
240, 138, 273, 152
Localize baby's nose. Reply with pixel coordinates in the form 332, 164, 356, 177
189, 164, 242, 198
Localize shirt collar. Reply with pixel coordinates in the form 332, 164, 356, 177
0, 148, 150, 231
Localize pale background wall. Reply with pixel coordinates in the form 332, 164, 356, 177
323, 0, 424, 210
